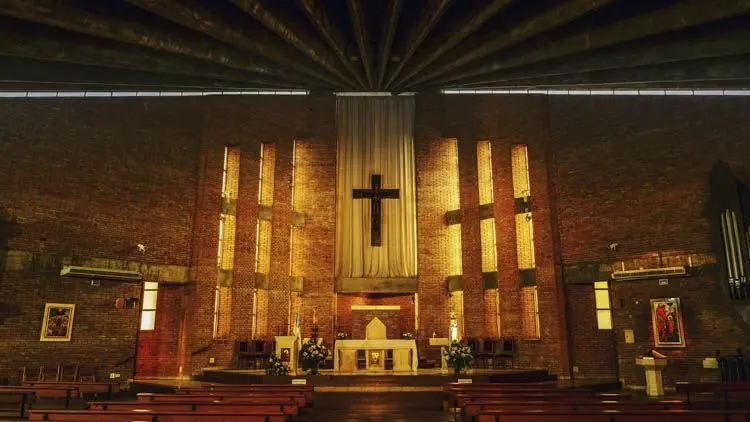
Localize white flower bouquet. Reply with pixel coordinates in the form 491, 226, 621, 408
444, 340, 473, 375
301, 339, 329, 375
265, 353, 289, 376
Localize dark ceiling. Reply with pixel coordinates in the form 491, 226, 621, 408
1, 0, 749, 92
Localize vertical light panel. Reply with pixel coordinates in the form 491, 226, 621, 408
252, 143, 276, 338
512, 144, 535, 270
140, 282, 158, 331
477, 141, 498, 273
213, 146, 240, 339
521, 286, 540, 338
448, 139, 463, 276
594, 281, 613, 330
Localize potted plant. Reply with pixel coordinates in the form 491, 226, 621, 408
336, 332, 348, 340
444, 340, 473, 376
401, 332, 414, 340
265, 353, 289, 376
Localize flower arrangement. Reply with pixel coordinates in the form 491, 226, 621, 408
336, 332, 348, 340
401, 332, 414, 340
301, 328, 329, 375
265, 353, 289, 376
444, 340, 473, 375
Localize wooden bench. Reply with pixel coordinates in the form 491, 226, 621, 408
473, 408, 750, 422
456, 392, 633, 409
464, 400, 687, 420
28, 409, 286, 421
183, 384, 314, 404
138, 392, 308, 408
0, 384, 78, 408
90, 398, 299, 416
23, 381, 120, 399
0, 389, 36, 419
675, 382, 750, 409
444, 387, 606, 411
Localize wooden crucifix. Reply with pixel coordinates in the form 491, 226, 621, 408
353, 174, 399, 247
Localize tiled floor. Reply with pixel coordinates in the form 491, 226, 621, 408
300, 392, 453, 422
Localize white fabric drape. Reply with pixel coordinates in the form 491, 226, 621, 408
335, 96, 417, 278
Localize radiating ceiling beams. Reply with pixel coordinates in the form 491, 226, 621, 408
392, 0, 514, 89
417, 0, 750, 89
377, 0, 402, 88
449, 26, 750, 87
347, 0, 375, 89
0, 18, 301, 89
296, 0, 368, 89
0, 0, 329, 88
407, 0, 618, 88
383, 0, 452, 90
229, 0, 356, 89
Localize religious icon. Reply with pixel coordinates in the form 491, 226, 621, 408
281, 348, 291, 362
650, 298, 686, 348
369, 351, 381, 365
40, 303, 75, 342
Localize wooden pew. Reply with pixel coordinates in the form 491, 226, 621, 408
443, 385, 604, 411
463, 400, 687, 420
0, 389, 35, 419
0, 384, 78, 408
474, 408, 750, 422
456, 393, 633, 409
183, 384, 314, 404
89, 398, 299, 416
138, 392, 307, 408
675, 382, 750, 409
23, 380, 120, 399
28, 408, 286, 421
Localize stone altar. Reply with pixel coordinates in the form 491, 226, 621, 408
333, 317, 418, 373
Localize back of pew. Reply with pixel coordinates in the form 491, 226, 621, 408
463, 400, 687, 418
457, 392, 633, 408
675, 382, 750, 409
473, 409, 750, 422
90, 399, 299, 415
0, 389, 36, 419
183, 385, 313, 404
28, 409, 286, 422
140, 392, 307, 407
22, 381, 119, 398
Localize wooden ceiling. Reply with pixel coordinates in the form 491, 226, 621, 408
1, 0, 749, 92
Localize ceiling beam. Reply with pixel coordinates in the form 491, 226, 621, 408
406, 0, 617, 88
296, 0, 367, 89
120, 0, 341, 89
0, 18, 306, 89
229, 0, 357, 89
455, 55, 750, 89
0, 0, 332, 89
418, 0, 750, 88
377, 0, 402, 89
383, 0, 452, 90
392, 0, 514, 89
0, 56, 260, 90
442, 26, 750, 88
347, 0, 374, 89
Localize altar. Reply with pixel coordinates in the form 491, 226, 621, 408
333, 317, 418, 373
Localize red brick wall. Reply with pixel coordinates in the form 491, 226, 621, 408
549, 96, 750, 385
0, 97, 202, 381
336, 294, 414, 339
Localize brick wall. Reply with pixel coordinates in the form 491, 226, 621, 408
136, 284, 186, 378
549, 96, 750, 385
0, 97, 202, 381
336, 294, 415, 339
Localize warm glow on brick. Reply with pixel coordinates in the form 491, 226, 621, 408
481, 218, 498, 272
511, 144, 531, 199
595, 281, 613, 330
259, 143, 276, 207
477, 141, 494, 205
515, 213, 536, 270
447, 139, 463, 276
214, 146, 240, 339
521, 286, 540, 339
213, 286, 231, 338
449, 290, 465, 341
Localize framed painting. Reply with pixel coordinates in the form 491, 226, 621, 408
40, 303, 76, 342
650, 298, 686, 348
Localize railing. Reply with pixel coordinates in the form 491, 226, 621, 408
717, 349, 750, 382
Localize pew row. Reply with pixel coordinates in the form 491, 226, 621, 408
139, 392, 307, 408
90, 399, 299, 416
28, 409, 286, 421
22, 381, 120, 398
676, 382, 750, 409
463, 400, 687, 420
474, 408, 750, 422
0, 389, 35, 419
181, 384, 314, 405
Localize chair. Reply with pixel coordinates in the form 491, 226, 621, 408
493, 338, 516, 368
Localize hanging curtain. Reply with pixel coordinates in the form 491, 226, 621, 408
335, 96, 417, 278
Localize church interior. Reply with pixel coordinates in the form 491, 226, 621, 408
1, 1, 750, 420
